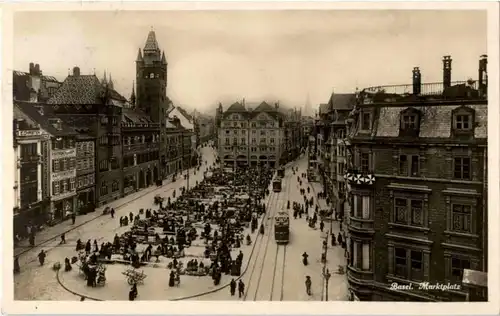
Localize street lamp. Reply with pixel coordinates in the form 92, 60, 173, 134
322, 266, 331, 301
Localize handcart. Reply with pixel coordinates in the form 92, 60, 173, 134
122, 268, 147, 285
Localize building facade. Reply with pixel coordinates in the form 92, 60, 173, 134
13, 63, 62, 103
345, 55, 488, 301
13, 106, 50, 237
47, 67, 125, 207
75, 135, 96, 213
217, 101, 285, 168
122, 108, 161, 195
165, 118, 183, 176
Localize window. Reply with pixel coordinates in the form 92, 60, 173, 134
100, 181, 108, 196
352, 195, 370, 219
394, 247, 407, 278
394, 198, 423, 227
225, 138, 230, 145
233, 138, 238, 145
410, 251, 424, 281
402, 114, 418, 130
233, 130, 238, 135
270, 138, 275, 144
53, 160, 60, 173
452, 204, 472, 233
260, 138, 266, 144
260, 130, 266, 136
454, 114, 472, 131
62, 179, 68, 192
70, 178, 75, 191
53, 181, 60, 195
451, 257, 471, 283
112, 180, 119, 192
252, 130, 256, 134
360, 153, 370, 172
252, 138, 256, 144
241, 138, 246, 145
242, 130, 246, 135
454, 157, 471, 180
399, 155, 419, 176
362, 244, 370, 270
361, 112, 371, 130
77, 160, 82, 171
251, 122, 256, 128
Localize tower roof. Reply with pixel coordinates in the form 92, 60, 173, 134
144, 30, 160, 52
161, 51, 167, 65
136, 48, 143, 62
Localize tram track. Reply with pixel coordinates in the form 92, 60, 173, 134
245, 171, 293, 301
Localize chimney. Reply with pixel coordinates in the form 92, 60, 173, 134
412, 67, 421, 95
478, 54, 488, 97
443, 55, 452, 89
34, 64, 40, 76
73, 66, 80, 76
29, 62, 35, 75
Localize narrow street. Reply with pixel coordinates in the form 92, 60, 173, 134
14, 146, 216, 300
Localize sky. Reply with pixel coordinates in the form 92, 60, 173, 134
13, 10, 486, 114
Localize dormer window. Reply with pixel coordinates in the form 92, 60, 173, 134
361, 112, 371, 130
149, 73, 155, 79
454, 114, 471, 130
452, 106, 475, 136
402, 114, 417, 129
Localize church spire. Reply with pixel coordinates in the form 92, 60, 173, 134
102, 70, 107, 85
108, 74, 114, 90
130, 81, 136, 106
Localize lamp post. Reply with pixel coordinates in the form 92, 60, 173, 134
322, 266, 331, 301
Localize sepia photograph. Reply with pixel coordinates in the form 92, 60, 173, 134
2, 2, 499, 314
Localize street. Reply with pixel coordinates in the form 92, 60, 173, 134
186, 156, 348, 301
14, 146, 217, 300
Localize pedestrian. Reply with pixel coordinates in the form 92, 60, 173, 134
238, 279, 245, 298
38, 250, 46, 266
331, 233, 336, 246
60, 233, 66, 244
72, 212, 76, 224
305, 276, 312, 296
110, 208, 115, 218
319, 220, 324, 232
230, 278, 236, 296
337, 232, 343, 246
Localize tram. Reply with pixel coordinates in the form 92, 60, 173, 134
272, 178, 282, 192
275, 211, 290, 244
277, 167, 285, 178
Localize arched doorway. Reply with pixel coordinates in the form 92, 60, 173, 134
146, 168, 152, 186
139, 170, 145, 189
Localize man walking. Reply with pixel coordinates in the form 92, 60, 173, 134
238, 280, 245, 298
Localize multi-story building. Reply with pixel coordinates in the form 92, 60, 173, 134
14, 101, 78, 225
167, 105, 196, 169
13, 63, 62, 103
135, 30, 169, 180
315, 93, 356, 216
47, 67, 126, 207
13, 104, 50, 237
217, 100, 285, 168
122, 108, 161, 196
344, 55, 488, 301
281, 108, 302, 164
75, 134, 96, 213
165, 118, 183, 176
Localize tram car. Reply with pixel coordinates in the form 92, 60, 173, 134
277, 167, 285, 178
272, 178, 282, 192
274, 211, 290, 244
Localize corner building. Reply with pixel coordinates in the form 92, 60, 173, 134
345, 55, 488, 301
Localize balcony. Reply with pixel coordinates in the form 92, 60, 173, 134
121, 122, 160, 131
347, 265, 374, 283
123, 143, 159, 154
359, 80, 487, 107
19, 154, 42, 164
348, 216, 375, 234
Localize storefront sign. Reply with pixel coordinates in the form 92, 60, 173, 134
52, 191, 76, 202
51, 170, 75, 181
17, 130, 43, 137
51, 149, 76, 159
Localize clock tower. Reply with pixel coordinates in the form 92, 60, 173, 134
136, 29, 168, 123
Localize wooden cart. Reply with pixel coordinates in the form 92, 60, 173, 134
122, 268, 147, 285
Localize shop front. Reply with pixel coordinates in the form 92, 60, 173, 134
51, 194, 75, 225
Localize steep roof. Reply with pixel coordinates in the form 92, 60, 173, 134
374, 104, 487, 139
327, 93, 356, 111
319, 103, 329, 115
253, 101, 275, 113
14, 101, 77, 136
225, 102, 246, 113
175, 106, 193, 122
144, 30, 160, 52
122, 108, 152, 124
47, 75, 102, 105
